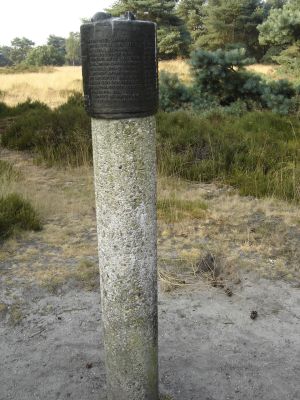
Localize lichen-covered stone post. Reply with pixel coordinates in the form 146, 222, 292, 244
81, 11, 159, 400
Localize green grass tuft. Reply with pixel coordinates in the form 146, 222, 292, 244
0, 160, 19, 182
158, 197, 207, 222
0, 193, 42, 240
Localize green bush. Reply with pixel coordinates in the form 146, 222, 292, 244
190, 48, 256, 105
0, 99, 50, 119
157, 110, 300, 202
158, 49, 298, 115
11, 99, 50, 116
1, 108, 52, 150
190, 48, 297, 114
159, 71, 192, 112
261, 79, 297, 114
0, 193, 42, 240
261, 45, 285, 64
39, 102, 91, 165
0, 102, 10, 118
63, 91, 85, 107
1, 94, 91, 165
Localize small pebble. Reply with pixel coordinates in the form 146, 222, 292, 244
225, 288, 233, 297
250, 310, 258, 320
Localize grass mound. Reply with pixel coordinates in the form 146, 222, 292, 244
0, 193, 42, 240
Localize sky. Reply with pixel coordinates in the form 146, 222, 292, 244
0, 0, 115, 46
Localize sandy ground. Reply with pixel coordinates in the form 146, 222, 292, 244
1, 276, 299, 400
0, 144, 300, 399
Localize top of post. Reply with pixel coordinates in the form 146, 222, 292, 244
91, 12, 112, 22
80, 11, 158, 119
82, 11, 154, 27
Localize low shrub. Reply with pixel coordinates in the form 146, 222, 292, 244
1, 94, 91, 166
273, 43, 300, 74
0, 102, 10, 118
157, 110, 300, 202
0, 193, 42, 240
11, 99, 50, 116
2, 108, 52, 150
39, 102, 91, 166
63, 91, 85, 107
0, 99, 50, 119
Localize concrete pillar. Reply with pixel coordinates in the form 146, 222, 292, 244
81, 11, 159, 398
92, 117, 158, 399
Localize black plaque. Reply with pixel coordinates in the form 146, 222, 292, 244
81, 12, 158, 119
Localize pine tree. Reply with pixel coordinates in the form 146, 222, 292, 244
258, 0, 300, 46
258, 0, 300, 70
107, 0, 190, 58
176, 0, 206, 47
197, 0, 265, 58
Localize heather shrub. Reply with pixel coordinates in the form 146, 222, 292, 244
0, 193, 42, 240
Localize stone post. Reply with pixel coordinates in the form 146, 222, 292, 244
81, 11, 159, 400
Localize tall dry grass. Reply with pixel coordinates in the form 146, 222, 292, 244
0, 61, 286, 108
0, 67, 82, 107
0, 61, 192, 107
159, 59, 192, 83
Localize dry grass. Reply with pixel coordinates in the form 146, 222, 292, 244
0, 303, 8, 314
0, 147, 94, 220
9, 303, 23, 325
37, 259, 99, 294
246, 64, 279, 77
0, 61, 192, 108
157, 197, 207, 222
159, 61, 282, 84
0, 61, 184, 108
159, 59, 192, 83
0, 62, 289, 108
0, 144, 299, 294
0, 66, 83, 107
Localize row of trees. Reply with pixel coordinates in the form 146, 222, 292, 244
107, 0, 292, 59
0, 33, 81, 67
0, 0, 299, 64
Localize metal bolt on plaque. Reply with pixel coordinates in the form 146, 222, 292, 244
81, 11, 159, 400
